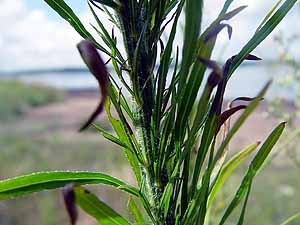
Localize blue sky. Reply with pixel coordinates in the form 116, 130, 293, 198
24, 0, 87, 19
0, 0, 299, 71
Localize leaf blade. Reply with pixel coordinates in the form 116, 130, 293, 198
74, 186, 131, 225
0, 171, 139, 200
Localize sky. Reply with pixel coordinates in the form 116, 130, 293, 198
0, 0, 299, 72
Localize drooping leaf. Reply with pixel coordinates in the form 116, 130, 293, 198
229, 97, 258, 108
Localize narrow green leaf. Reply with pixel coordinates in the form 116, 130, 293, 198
208, 143, 259, 209
92, 124, 131, 150
44, 0, 93, 39
43, 0, 111, 56
228, 0, 298, 77
92, 0, 119, 9
178, 0, 203, 90
74, 186, 131, 225
105, 98, 143, 184
219, 122, 286, 224
89, 2, 125, 63
236, 179, 252, 225
255, 0, 284, 33
159, 182, 173, 219
219, 0, 235, 16
0, 171, 139, 200
128, 197, 145, 224
280, 212, 300, 225
155, 1, 183, 130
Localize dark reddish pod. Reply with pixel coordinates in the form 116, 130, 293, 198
62, 184, 78, 225
216, 105, 247, 134
77, 40, 109, 131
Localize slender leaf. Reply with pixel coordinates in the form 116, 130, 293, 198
74, 186, 131, 225
219, 122, 286, 224
128, 197, 145, 224
280, 212, 300, 225
92, 124, 131, 150
0, 171, 139, 200
207, 143, 259, 209
228, 0, 298, 77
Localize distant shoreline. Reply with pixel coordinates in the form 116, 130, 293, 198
64, 88, 296, 110
0, 61, 283, 76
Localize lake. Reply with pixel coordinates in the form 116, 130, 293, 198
0, 63, 293, 100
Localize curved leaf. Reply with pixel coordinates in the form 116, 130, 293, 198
74, 186, 131, 225
280, 212, 300, 225
43, 0, 110, 55
0, 171, 139, 200
207, 143, 259, 208
128, 197, 145, 224
229, 0, 298, 77
219, 122, 286, 225
44, 0, 94, 40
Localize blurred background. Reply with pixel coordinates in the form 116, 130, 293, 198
0, 0, 299, 224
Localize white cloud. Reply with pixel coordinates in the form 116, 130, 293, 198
0, 0, 299, 71
0, 0, 84, 71
207, 0, 300, 60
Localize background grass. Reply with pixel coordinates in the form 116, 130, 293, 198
0, 80, 64, 121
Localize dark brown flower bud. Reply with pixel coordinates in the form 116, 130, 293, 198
77, 40, 109, 131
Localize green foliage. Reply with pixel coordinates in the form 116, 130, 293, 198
0, 80, 64, 121
74, 186, 132, 225
1, 0, 299, 225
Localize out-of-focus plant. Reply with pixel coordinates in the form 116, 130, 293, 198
0, 0, 298, 225
0, 80, 64, 121
268, 32, 300, 168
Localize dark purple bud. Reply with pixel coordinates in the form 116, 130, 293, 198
198, 56, 223, 88
229, 96, 263, 108
245, 54, 262, 61
77, 40, 109, 131
62, 184, 78, 225
205, 23, 233, 43
216, 105, 247, 134
198, 57, 221, 73
159, 38, 165, 54
112, 27, 115, 39
208, 72, 222, 88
